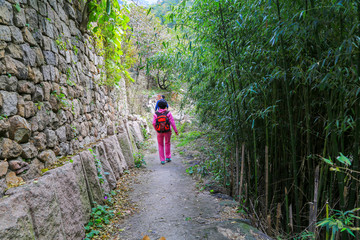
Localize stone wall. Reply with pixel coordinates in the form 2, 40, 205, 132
0, 135, 132, 239
0, 0, 150, 237
0, 0, 150, 192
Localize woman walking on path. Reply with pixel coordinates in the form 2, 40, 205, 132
152, 99, 178, 165
155, 95, 169, 111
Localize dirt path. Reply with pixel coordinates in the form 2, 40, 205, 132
114, 131, 272, 240
117, 131, 221, 239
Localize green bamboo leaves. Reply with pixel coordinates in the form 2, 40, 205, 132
152, 0, 360, 237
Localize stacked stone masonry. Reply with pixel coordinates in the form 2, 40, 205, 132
0, 0, 150, 238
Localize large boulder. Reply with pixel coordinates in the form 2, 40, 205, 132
117, 128, 134, 167
0, 192, 36, 240
102, 135, 128, 180
79, 150, 104, 205
94, 142, 117, 190
8, 115, 31, 143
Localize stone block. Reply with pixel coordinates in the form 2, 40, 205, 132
41, 65, 55, 81
79, 150, 104, 205
102, 135, 128, 180
21, 142, 38, 159
22, 27, 37, 46
64, 3, 75, 20
5, 56, 28, 79
38, 149, 56, 167
0, 1, 13, 25
25, 8, 38, 31
34, 47, 45, 66
0, 25, 11, 41
21, 43, 37, 66
21, 157, 43, 181
43, 50, 57, 65
0, 75, 17, 91
94, 142, 117, 190
10, 26, 23, 44
6, 43, 23, 60
9, 115, 31, 143
0, 119, 10, 137
0, 160, 8, 177
44, 129, 57, 148
117, 130, 135, 167
38, 0, 47, 17
8, 158, 28, 171
17, 99, 35, 118
48, 0, 58, 12
17, 173, 66, 239
0, 91, 18, 116
44, 21, 54, 38
0, 138, 22, 159
18, 80, 35, 94
0, 192, 35, 240
13, 6, 26, 27
29, 0, 39, 11
32, 84, 44, 102
33, 132, 46, 151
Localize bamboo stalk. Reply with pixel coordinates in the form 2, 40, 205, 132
326, 201, 329, 240
276, 203, 281, 233
289, 204, 293, 233
265, 145, 269, 215
275, 0, 300, 229
309, 165, 320, 235
285, 187, 290, 234
236, 142, 239, 200
239, 143, 245, 201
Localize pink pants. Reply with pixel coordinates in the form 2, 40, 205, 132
157, 132, 172, 162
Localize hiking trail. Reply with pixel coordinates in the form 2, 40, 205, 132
112, 129, 272, 240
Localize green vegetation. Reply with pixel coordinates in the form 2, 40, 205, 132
133, 152, 146, 168
87, 0, 136, 86
151, 0, 360, 238
84, 203, 114, 240
149, 0, 181, 26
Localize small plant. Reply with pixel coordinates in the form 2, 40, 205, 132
55, 36, 67, 51
34, 102, 43, 110
89, 148, 105, 184
73, 45, 78, 55
133, 152, 146, 168
186, 164, 208, 177
141, 126, 149, 140
14, 3, 21, 12
0, 114, 8, 120
84, 202, 114, 240
317, 208, 360, 239
52, 89, 69, 109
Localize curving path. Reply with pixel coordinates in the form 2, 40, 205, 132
116, 130, 272, 240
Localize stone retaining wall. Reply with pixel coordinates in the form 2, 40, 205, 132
0, 134, 133, 239
0, 0, 151, 194
0, 0, 150, 238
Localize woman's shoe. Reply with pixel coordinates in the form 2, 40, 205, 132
161, 161, 166, 165
166, 158, 171, 162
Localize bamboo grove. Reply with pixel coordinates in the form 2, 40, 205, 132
153, 0, 360, 238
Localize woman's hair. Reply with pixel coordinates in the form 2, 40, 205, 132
158, 99, 167, 109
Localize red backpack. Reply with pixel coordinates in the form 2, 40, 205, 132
155, 111, 170, 133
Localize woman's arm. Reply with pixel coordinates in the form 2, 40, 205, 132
167, 112, 178, 134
